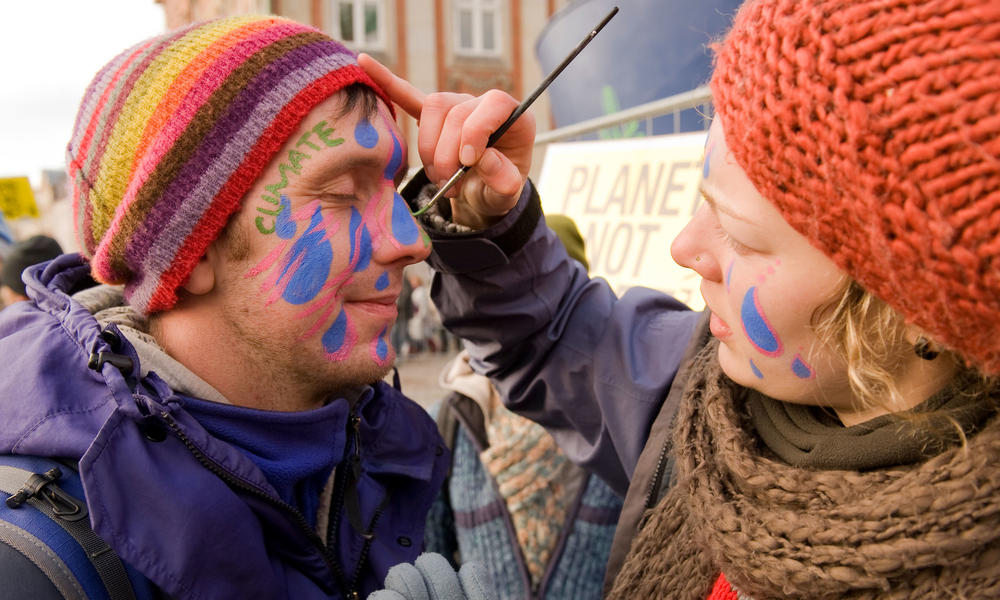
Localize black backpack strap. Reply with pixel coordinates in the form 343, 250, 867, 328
436, 391, 488, 452
0, 462, 138, 600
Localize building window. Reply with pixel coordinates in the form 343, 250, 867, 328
454, 0, 501, 57
329, 0, 386, 51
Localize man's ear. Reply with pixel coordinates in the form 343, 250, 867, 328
183, 252, 217, 296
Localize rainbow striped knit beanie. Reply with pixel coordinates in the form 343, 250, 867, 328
711, 0, 1000, 374
67, 15, 392, 315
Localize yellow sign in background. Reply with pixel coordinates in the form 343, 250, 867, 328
537, 132, 707, 309
0, 177, 38, 220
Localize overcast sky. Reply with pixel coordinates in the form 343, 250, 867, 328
0, 1, 166, 186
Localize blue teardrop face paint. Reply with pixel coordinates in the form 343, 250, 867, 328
791, 354, 815, 379
375, 271, 389, 291
369, 325, 392, 366
383, 127, 404, 179
354, 118, 379, 149
390, 192, 420, 246
750, 359, 764, 379
278, 206, 333, 305
376, 327, 389, 360
322, 308, 354, 360
275, 194, 297, 240
740, 286, 784, 357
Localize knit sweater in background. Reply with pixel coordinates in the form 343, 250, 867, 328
424, 353, 623, 600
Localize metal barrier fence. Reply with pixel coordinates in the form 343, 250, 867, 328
534, 85, 713, 147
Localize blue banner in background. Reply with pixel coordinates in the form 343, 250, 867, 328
536, 0, 742, 137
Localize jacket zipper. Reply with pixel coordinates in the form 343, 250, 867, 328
330, 410, 387, 599
161, 412, 354, 597
642, 438, 671, 512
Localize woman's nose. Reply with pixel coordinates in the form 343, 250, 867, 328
670, 204, 723, 282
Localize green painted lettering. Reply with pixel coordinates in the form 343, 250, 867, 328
297, 130, 321, 151
255, 215, 276, 234
313, 121, 344, 147
287, 149, 310, 171
264, 162, 301, 196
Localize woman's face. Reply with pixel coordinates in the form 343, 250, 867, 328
671, 119, 855, 409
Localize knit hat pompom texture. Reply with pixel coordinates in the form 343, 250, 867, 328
711, 0, 1000, 374
67, 15, 392, 315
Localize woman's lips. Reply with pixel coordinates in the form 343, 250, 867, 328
709, 311, 733, 339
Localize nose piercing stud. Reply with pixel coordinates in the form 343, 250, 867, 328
695, 255, 702, 262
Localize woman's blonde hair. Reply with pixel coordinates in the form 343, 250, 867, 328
814, 279, 996, 418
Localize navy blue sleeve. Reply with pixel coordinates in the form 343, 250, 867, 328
416, 180, 700, 495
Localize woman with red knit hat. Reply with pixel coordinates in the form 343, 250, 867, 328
362, 0, 1000, 597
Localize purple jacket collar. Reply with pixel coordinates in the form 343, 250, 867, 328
0, 254, 449, 599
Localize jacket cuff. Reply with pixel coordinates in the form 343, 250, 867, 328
400, 169, 542, 274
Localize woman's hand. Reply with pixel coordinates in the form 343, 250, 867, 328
359, 53, 535, 229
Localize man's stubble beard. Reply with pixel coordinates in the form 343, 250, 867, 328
220, 276, 395, 405
217, 219, 396, 406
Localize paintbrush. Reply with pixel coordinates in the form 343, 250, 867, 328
412, 6, 619, 216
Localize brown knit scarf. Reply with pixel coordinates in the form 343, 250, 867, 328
611, 341, 1000, 599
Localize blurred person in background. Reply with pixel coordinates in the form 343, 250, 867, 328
424, 213, 622, 600
0, 234, 63, 306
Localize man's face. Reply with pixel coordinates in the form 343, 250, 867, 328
215, 92, 430, 396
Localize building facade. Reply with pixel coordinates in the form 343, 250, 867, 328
157, 0, 575, 174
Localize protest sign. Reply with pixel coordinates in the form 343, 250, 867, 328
538, 132, 706, 309
0, 177, 39, 220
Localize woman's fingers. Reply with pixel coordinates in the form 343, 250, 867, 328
357, 55, 533, 226
358, 53, 425, 120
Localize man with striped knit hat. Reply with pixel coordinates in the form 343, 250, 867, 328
0, 15, 448, 599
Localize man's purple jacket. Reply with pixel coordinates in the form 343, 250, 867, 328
0, 254, 449, 599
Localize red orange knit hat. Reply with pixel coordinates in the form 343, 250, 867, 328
711, 0, 1000, 374
67, 15, 392, 315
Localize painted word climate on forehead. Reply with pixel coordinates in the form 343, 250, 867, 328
243, 112, 419, 366
255, 120, 344, 235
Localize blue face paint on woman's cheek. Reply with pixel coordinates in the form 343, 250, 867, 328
791, 354, 815, 379
740, 286, 784, 357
